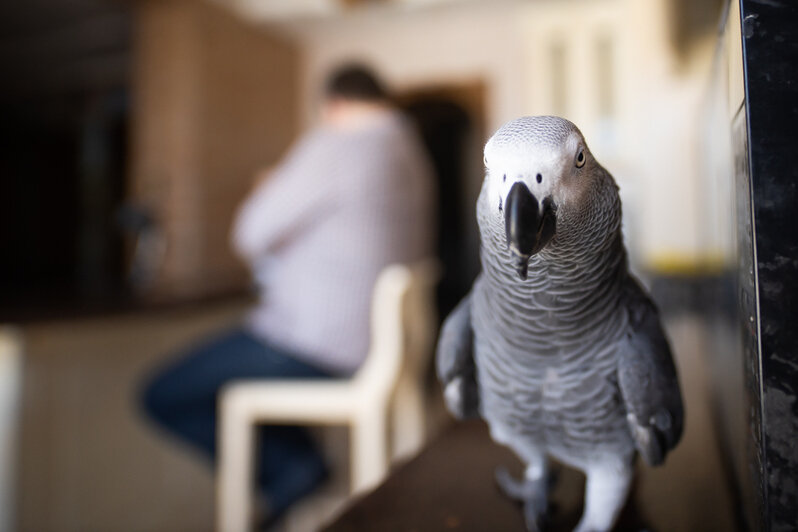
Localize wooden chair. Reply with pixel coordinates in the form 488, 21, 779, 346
216, 261, 440, 532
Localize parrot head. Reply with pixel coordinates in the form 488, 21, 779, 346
483, 116, 604, 279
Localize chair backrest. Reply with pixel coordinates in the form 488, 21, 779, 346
352, 260, 440, 401
399, 260, 440, 383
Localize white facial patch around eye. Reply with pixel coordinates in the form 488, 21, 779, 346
484, 166, 502, 210
484, 125, 587, 214
564, 133, 584, 167
487, 167, 510, 213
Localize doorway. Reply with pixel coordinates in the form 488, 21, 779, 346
398, 82, 487, 321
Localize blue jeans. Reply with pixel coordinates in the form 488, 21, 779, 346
140, 328, 333, 516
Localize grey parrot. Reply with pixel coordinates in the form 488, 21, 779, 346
437, 116, 683, 532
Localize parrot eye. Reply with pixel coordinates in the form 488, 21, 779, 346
575, 149, 586, 168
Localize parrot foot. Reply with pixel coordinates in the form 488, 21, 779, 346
495, 467, 550, 532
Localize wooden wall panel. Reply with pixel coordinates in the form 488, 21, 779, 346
130, 0, 299, 300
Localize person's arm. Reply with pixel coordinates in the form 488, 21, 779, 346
231, 141, 337, 261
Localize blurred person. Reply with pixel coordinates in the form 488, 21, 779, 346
140, 63, 435, 524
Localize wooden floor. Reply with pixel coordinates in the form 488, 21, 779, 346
13, 303, 736, 532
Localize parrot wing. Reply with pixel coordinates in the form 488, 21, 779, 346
436, 291, 480, 419
616, 276, 684, 466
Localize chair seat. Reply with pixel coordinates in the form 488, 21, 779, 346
222, 379, 378, 425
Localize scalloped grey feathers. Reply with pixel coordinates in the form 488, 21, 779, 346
436, 116, 684, 532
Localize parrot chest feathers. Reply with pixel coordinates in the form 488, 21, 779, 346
470, 246, 635, 456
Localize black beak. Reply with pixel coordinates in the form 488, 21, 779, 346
504, 182, 556, 280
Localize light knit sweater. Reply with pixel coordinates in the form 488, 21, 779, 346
232, 110, 435, 375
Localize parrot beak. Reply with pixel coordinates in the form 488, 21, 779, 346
504, 182, 556, 280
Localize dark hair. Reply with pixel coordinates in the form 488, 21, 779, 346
324, 64, 388, 102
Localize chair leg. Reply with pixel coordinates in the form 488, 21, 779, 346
350, 406, 388, 494
0, 328, 21, 532
391, 377, 426, 461
217, 399, 255, 532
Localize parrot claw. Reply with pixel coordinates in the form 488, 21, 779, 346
495, 467, 549, 532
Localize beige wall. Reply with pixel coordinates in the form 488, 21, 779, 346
288, 2, 528, 133
130, 0, 300, 299
284, 0, 721, 271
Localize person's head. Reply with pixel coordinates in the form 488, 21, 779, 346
325, 64, 387, 102
321, 63, 391, 126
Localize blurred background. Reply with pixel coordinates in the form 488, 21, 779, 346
0, 0, 750, 530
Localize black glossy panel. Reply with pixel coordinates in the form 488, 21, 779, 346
740, 0, 798, 530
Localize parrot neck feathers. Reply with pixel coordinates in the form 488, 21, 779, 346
477, 172, 629, 321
